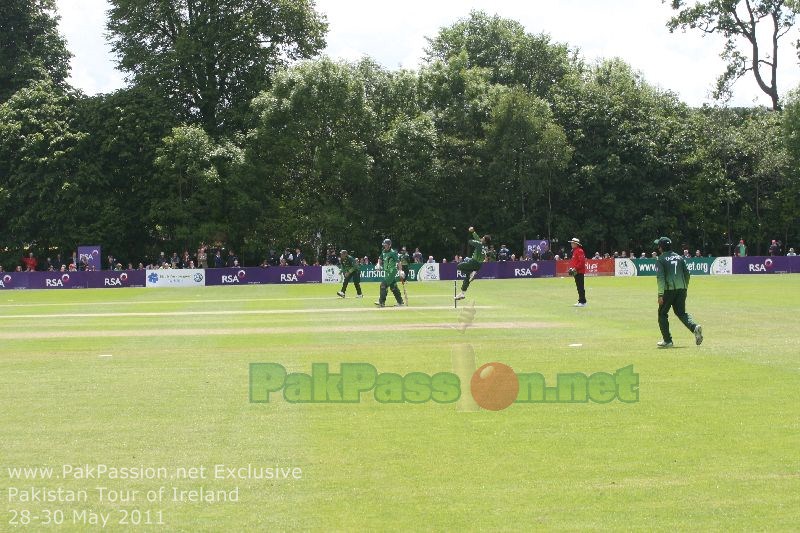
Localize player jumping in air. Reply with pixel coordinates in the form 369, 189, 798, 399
337, 249, 363, 298
454, 226, 490, 301
375, 238, 405, 308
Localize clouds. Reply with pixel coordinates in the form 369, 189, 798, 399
56, 0, 800, 106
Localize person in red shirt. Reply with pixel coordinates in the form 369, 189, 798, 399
568, 237, 587, 307
21, 252, 38, 272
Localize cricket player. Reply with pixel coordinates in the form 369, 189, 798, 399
567, 237, 587, 307
374, 238, 405, 307
337, 249, 363, 298
454, 226, 490, 301
398, 246, 411, 280
654, 236, 704, 348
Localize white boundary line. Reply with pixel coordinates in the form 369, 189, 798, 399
0, 306, 493, 319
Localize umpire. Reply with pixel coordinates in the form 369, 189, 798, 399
654, 236, 703, 348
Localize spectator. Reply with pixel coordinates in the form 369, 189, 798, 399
294, 247, 304, 267
510, 253, 517, 261
170, 252, 179, 268
197, 245, 208, 268
22, 252, 37, 272
181, 250, 192, 269
683, 249, 691, 258
107, 254, 116, 270
787, 248, 796, 256
15, 265, 23, 272
412, 248, 423, 263
498, 244, 510, 261
326, 245, 339, 266
427, 255, 436, 263
267, 249, 279, 266
279, 257, 288, 267
213, 250, 224, 268
640, 252, 647, 259
226, 250, 238, 267
487, 245, 497, 261
695, 250, 702, 257
769, 239, 779, 256
621, 251, 627, 258
737, 239, 746, 257
592, 252, 601, 259
362, 255, 371, 265
281, 248, 294, 265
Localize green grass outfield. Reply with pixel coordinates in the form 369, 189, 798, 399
1, 276, 798, 531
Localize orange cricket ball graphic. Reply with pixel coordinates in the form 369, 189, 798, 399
470, 362, 519, 411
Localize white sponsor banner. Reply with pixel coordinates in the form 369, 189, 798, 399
615, 258, 637, 277
146, 269, 206, 288
322, 265, 341, 284
710, 257, 733, 275
418, 263, 440, 281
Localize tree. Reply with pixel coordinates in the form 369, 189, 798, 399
248, 59, 376, 254
424, 10, 573, 99
485, 87, 572, 242
107, 0, 328, 134
666, 0, 798, 110
0, 79, 86, 250
0, 0, 71, 102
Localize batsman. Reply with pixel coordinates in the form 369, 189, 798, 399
374, 238, 405, 308
337, 249, 363, 298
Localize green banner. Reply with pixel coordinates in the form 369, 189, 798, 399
358, 263, 422, 282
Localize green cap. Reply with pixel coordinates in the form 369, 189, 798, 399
653, 237, 672, 248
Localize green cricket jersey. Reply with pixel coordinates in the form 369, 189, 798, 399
398, 251, 410, 266
656, 251, 691, 295
381, 248, 400, 284
469, 232, 486, 262
340, 255, 358, 275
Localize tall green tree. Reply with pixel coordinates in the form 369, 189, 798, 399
0, 79, 86, 250
0, 0, 71, 102
485, 87, 572, 242
666, 0, 798, 109
424, 10, 573, 98
248, 59, 376, 254
106, 0, 328, 134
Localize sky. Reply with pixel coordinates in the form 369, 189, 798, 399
55, 0, 800, 107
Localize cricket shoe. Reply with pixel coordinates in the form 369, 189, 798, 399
694, 325, 703, 345
454, 292, 466, 301
657, 341, 673, 348
395, 303, 405, 307
374, 301, 385, 308
356, 294, 363, 298
337, 291, 345, 298
574, 302, 587, 307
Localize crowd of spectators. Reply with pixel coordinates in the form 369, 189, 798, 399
2, 238, 796, 273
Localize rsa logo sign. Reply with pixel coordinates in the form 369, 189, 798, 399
280, 269, 305, 283
514, 263, 540, 277
222, 269, 248, 284
45, 274, 72, 287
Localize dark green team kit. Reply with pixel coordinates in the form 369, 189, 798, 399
455, 230, 489, 299
337, 251, 362, 298
375, 239, 404, 307
654, 237, 703, 348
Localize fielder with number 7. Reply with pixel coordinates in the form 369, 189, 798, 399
654, 236, 704, 348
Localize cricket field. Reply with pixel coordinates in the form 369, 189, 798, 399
1, 275, 798, 531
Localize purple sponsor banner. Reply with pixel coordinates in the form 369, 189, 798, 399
440, 261, 556, 280
498, 260, 556, 278
0, 272, 29, 290
205, 267, 273, 286
524, 240, 550, 257
28, 271, 88, 289
204, 266, 321, 285
86, 270, 146, 288
264, 266, 321, 284
78, 245, 103, 270
732, 256, 800, 274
